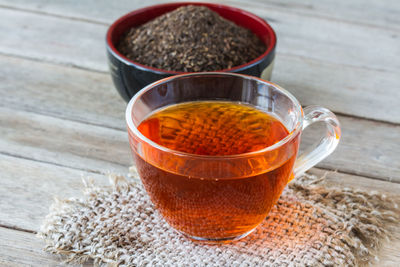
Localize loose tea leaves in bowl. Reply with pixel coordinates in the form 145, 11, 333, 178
117, 5, 267, 72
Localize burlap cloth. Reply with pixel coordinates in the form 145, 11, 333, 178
38, 167, 399, 266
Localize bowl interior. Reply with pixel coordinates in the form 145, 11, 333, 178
107, 2, 276, 73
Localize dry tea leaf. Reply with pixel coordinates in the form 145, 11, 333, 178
117, 5, 267, 72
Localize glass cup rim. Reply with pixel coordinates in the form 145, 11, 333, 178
125, 72, 304, 159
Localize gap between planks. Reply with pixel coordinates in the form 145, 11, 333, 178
0, 151, 399, 234
0, 227, 93, 266
223, 0, 400, 32
0, 150, 107, 176
1, 47, 398, 95
0, 51, 109, 74
1, 52, 399, 127
1, 8, 399, 122
0, 156, 398, 266
0, 0, 398, 32
0, 3, 108, 26
1, 104, 400, 182
0, 226, 397, 267
2, 92, 399, 133
0, 16, 396, 86
0, 5, 399, 74
0, 223, 37, 234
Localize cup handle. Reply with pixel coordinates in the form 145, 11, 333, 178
293, 105, 341, 178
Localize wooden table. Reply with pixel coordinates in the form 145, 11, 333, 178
1, 0, 399, 265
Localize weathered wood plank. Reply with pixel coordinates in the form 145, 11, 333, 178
228, 0, 400, 30
1, 7, 399, 124
0, 106, 130, 174
0, 227, 398, 267
308, 169, 400, 197
0, 102, 399, 184
0, 229, 398, 267
0, 8, 108, 72
0, 0, 158, 25
0, 155, 398, 266
0, 227, 92, 267
273, 54, 400, 123
1, 48, 400, 126
0, 143, 398, 233
0, 1, 398, 265
300, 116, 400, 182
241, 4, 400, 73
0, 154, 110, 232
0, 55, 126, 130
0, 4, 399, 75
1, 0, 398, 30
1, 55, 400, 182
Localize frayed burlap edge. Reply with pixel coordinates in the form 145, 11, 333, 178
37, 168, 399, 266
290, 174, 399, 265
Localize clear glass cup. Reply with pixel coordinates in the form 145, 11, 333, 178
126, 73, 341, 242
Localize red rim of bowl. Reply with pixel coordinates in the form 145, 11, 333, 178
106, 2, 277, 74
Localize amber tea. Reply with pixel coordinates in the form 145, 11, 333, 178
127, 73, 341, 242
134, 101, 298, 239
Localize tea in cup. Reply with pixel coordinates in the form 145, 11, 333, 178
126, 73, 341, 242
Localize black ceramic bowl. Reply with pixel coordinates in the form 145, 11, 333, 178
106, 2, 277, 102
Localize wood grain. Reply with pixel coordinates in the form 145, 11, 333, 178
226, 0, 400, 30
1, 103, 400, 182
300, 115, 400, 182
273, 54, 400, 123
0, 8, 399, 123
0, 155, 398, 265
1, 56, 400, 181
1, 45, 399, 126
0, 148, 398, 234
0, 8, 108, 72
0, 227, 92, 267
0, 225, 398, 267
0, 2, 398, 73
238, 3, 400, 73
0, 55, 125, 130
0, 0, 399, 265
0, 106, 130, 174
308, 169, 400, 196
0, 154, 110, 232
3, 50, 400, 125
1, 0, 398, 30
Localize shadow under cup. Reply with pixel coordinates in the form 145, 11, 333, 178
126, 73, 307, 242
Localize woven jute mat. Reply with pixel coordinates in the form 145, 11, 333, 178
38, 167, 399, 266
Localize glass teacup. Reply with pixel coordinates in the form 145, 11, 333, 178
126, 73, 341, 242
